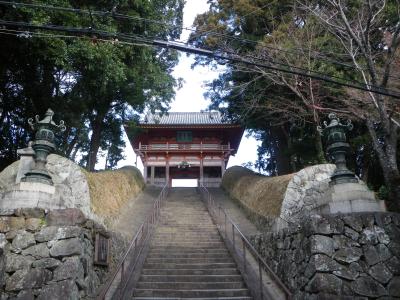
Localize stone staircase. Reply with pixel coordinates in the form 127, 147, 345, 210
132, 187, 252, 300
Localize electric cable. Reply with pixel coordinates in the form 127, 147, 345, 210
0, 19, 399, 99
1, 0, 398, 80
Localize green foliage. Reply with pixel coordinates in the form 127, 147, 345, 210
378, 185, 389, 201
0, 0, 184, 171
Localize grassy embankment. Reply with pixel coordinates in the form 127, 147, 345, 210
221, 166, 293, 226
84, 166, 145, 224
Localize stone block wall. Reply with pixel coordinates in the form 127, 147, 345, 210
0, 208, 125, 300
250, 212, 400, 299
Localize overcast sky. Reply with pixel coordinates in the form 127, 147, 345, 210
116, 0, 259, 177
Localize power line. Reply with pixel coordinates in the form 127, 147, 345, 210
0, 19, 399, 99
0, 1, 186, 34
221, 47, 383, 92
1, 0, 399, 81
0, 27, 152, 48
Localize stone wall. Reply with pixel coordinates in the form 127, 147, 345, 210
280, 164, 335, 223
250, 212, 400, 299
0, 208, 126, 300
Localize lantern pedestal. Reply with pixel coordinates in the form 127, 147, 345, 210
0, 181, 60, 211
317, 181, 384, 214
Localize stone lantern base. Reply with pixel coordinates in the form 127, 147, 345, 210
0, 153, 98, 223
279, 164, 386, 225
0, 181, 60, 210
317, 181, 385, 214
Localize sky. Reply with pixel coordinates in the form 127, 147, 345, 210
116, 0, 259, 177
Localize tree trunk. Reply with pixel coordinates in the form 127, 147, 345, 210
379, 163, 400, 211
65, 136, 78, 159
367, 121, 400, 211
360, 143, 371, 182
315, 127, 326, 164
70, 144, 80, 161
271, 126, 292, 175
104, 148, 110, 170
87, 113, 105, 171
65, 127, 82, 158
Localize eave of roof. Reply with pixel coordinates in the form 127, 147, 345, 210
139, 112, 232, 126
137, 124, 242, 129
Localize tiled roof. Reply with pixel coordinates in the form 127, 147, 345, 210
141, 112, 226, 125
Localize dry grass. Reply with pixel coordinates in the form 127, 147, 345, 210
222, 166, 293, 218
83, 166, 145, 220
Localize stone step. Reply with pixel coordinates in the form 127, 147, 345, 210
151, 240, 223, 246
145, 257, 233, 264
159, 221, 216, 226
149, 247, 229, 253
141, 268, 239, 275
162, 209, 208, 212
133, 288, 250, 298
157, 223, 216, 226
153, 232, 220, 236
162, 207, 207, 209
155, 229, 218, 232
133, 297, 252, 300
132, 297, 253, 300
155, 226, 218, 230
147, 253, 230, 259
159, 222, 217, 227
161, 215, 210, 217
139, 275, 243, 282
161, 216, 210, 218
136, 282, 245, 290
150, 245, 228, 253
153, 234, 220, 238
159, 223, 215, 226
151, 240, 222, 244
151, 242, 225, 248
143, 263, 236, 269
156, 231, 217, 233
153, 232, 221, 240
161, 217, 211, 219
154, 230, 219, 235
152, 235, 222, 240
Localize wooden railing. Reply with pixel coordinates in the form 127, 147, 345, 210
137, 143, 231, 151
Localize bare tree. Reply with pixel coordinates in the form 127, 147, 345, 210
225, 14, 348, 166
296, 0, 400, 210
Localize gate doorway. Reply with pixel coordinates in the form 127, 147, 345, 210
170, 166, 199, 187
171, 179, 198, 187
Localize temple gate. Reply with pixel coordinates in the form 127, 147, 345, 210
127, 112, 244, 187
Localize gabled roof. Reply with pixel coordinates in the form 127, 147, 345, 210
141, 112, 225, 125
